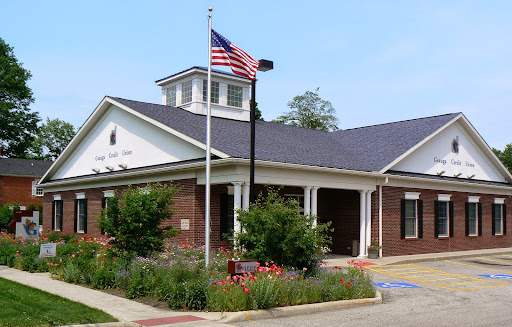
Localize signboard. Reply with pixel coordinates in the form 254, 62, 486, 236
11, 210, 39, 239
228, 260, 258, 274
479, 274, 512, 279
374, 282, 420, 288
181, 219, 190, 230
40, 243, 57, 258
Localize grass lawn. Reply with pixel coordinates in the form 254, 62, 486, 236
0, 277, 117, 327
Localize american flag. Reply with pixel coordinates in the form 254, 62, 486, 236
211, 30, 259, 80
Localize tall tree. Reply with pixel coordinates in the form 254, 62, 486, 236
0, 38, 40, 157
493, 144, 512, 174
29, 118, 76, 161
273, 87, 339, 131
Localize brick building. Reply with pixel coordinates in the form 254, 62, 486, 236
39, 67, 512, 257
0, 158, 52, 208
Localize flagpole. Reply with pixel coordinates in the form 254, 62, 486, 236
205, 7, 213, 268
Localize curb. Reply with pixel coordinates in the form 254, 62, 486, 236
220, 291, 382, 323
56, 322, 140, 327
382, 249, 512, 266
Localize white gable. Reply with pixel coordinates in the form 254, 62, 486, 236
391, 121, 507, 183
50, 105, 205, 180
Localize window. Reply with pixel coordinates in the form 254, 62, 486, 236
166, 85, 176, 107
227, 84, 243, 107
493, 204, 504, 235
75, 198, 88, 233
220, 194, 234, 239
467, 203, 478, 236
284, 194, 305, 214
181, 80, 192, 104
405, 200, 417, 238
202, 79, 220, 104
53, 200, 63, 231
32, 181, 43, 196
437, 201, 449, 237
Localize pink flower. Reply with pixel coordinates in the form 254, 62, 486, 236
226, 276, 231, 281
303, 267, 308, 271
244, 288, 250, 293
241, 283, 246, 287
72, 254, 76, 258
222, 288, 226, 292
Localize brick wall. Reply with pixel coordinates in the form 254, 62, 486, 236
0, 176, 43, 207
373, 186, 512, 256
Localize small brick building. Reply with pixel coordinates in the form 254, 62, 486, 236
39, 67, 512, 257
0, 158, 53, 208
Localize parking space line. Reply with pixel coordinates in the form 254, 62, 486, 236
368, 264, 507, 291
475, 257, 512, 266
445, 260, 512, 274
406, 273, 447, 278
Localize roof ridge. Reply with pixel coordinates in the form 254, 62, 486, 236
341, 112, 461, 132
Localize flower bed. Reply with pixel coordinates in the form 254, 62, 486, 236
0, 232, 375, 312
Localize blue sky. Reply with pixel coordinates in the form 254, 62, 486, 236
2, 1, 511, 149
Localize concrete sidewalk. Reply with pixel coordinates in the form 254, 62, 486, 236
324, 246, 512, 267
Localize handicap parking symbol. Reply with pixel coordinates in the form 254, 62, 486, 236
374, 282, 420, 288
479, 274, 512, 279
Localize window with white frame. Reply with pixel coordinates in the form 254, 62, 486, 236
467, 202, 478, 236
202, 79, 220, 104
493, 203, 504, 235
438, 201, 449, 237
181, 80, 192, 104
227, 84, 243, 107
32, 181, 43, 196
166, 85, 176, 107
53, 199, 63, 231
75, 193, 87, 233
405, 200, 417, 238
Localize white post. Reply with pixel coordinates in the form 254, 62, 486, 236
233, 182, 242, 236
242, 182, 250, 210
303, 186, 311, 215
311, 187, 319, 227
359, 190, 367, 257
366, 191, 373, 256
205, 8, 213, 267
379, 185, 383, 258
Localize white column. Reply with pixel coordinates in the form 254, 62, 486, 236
232, 182, 243, 236
303, 186, 311, 215
359, 190, 367, 257
366, 191, 373, 256
311, 187, 319, 227
242, 182, 250, 210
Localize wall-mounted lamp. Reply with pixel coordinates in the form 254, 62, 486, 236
105, 166, 114, 171
437, 170, 446, 176
118, 163, 127, 169
92, 168, 100, 173
454, 172, 462, 177
467, 174, 475, 179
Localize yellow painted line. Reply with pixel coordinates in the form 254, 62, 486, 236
404, 273, 448, 278
441, 280, 485, 286
424, 276, 465, 282
394, 270, 432, 275
371, 267, 421, 272
244, 311, 254, 322
500, 255, 512, 258
444, 260, 512, 273
475, 257, 512, 266
368, 263, 507, 292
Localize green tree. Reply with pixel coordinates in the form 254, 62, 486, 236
493, 144, 512, 173
0, 37, 40, 157
0, 203, 20, 232
235, 187, 332, 272
29, 117, 75, 160
100, 183, 181, 258
273, 87, 339, 131
249, 100, 263, 120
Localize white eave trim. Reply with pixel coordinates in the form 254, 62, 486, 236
155, 68, 249, 86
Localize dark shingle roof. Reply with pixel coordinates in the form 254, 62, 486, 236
111, 97, 459, 172
0, 158, 53, 177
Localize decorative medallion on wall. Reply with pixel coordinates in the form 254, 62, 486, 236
110, 126, 117, 145
452, 136, 459, 154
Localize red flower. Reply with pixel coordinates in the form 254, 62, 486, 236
339, 279, 343, 284
347, 282, 351, 286
244, 288, 250, 293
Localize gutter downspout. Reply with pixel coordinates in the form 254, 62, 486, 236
379, 177, 389, 257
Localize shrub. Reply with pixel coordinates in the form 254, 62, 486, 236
0, 203, 20, 232
236, 187, 332, 271
100, 183, 181, 258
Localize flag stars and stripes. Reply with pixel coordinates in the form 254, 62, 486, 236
211, 29, 259, 80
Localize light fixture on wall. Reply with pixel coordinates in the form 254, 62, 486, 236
92, 168, 100, 173
467, 174, 475, 179
454, 172, 462, 177
437, 170, 445, 176
118, 163, 127, 169
105, 166, 114, 171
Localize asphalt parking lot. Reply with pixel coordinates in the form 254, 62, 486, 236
234, 254, 512, 327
